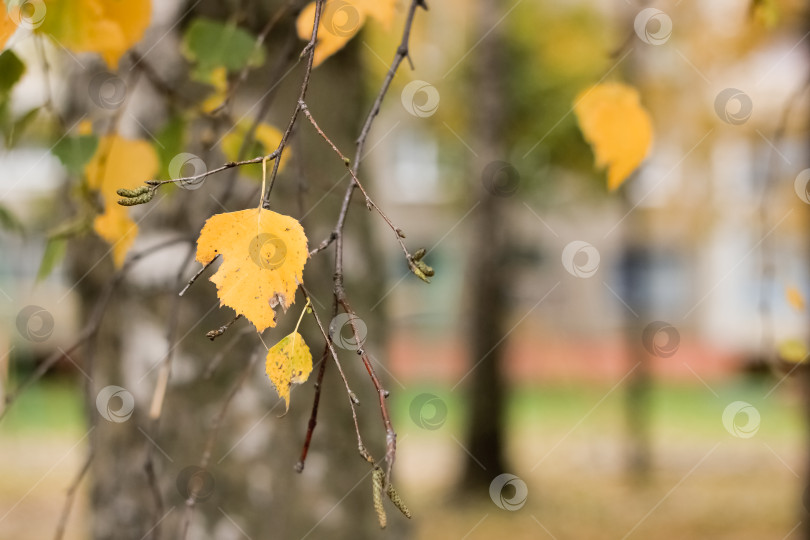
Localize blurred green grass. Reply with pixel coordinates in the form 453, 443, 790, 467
392, 375, 803, 442
1, 379, 84, 434
3, 374, 801, 442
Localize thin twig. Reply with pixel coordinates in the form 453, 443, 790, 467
301, 0, 426, 488
206, 314, 243, 341
179, 254, 218, 296
129, 51, 197, 111
299, 101, 412, 264
210, 0, 301, 115
216, 27, 301, 210
147, 153, 279, 189
261, 0, 324, 207
204, 326, 255, 379
296, 284, 371, 472
53, 451, 93, 540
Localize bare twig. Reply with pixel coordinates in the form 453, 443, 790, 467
206, 314, 243, 341
147, 153, 279, 188
210, 0, 302, 115
53, 451, 93, 540
298, 101, 413, 264
301, 0, 427, 487
296, 284, 371, 472
129, 51, 197, 110
204, 326, 255, 379
261, 0, 325, 207
179, 254, 218, 296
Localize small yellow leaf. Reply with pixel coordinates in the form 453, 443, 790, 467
221, 121, 289, 176
353, 0, 398, 28
200, 66, 228, 114
779, 339, 808, 364
787, 286, 805, 311
573, 82, 653, 191
85, 135, 158, 267
36, 0, 151, 68
0, 2, 17, 50
265, 331, 312, 411
296, 1, 366, 67
196, 208, 308, 332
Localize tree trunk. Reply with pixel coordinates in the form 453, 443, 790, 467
460, 0, 511, 491
619, 240, 653, 482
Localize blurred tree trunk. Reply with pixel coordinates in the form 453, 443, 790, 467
65, 2, 393, 538
618, 235, 652, 482
460, 0, 510, 491
619, 14, 653, 482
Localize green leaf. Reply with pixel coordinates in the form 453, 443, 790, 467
52, 134, 99, 176
181, 18, 265, 81
37, 237, 67, 282
0, 203, 24, 233
0, 50, 25, 95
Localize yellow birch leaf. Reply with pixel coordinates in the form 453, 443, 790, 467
85, 135, 158, 267
573, 82, 653, 191
296, 0, 366, 67
787, 286, 805, 311
36, 0, 151, 68
0, 2, 17, 50
265, 331, 312, 411
196, 208, 308, 333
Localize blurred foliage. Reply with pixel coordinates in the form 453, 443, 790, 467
181, 17, 265, 82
